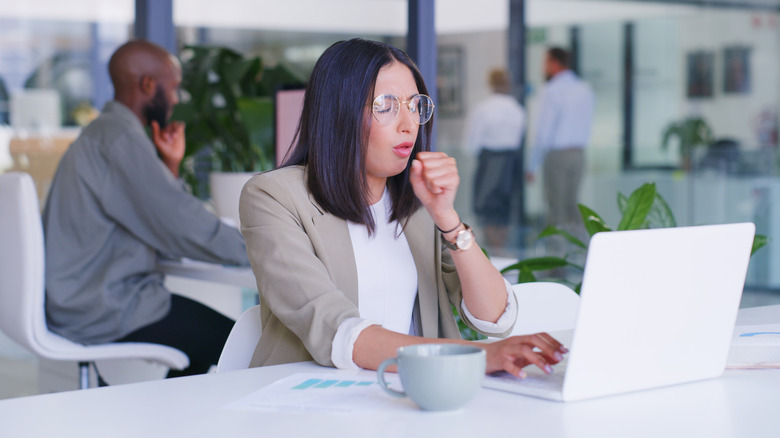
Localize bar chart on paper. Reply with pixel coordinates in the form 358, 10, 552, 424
225, 373, 411, 413
291, 378, 376, 389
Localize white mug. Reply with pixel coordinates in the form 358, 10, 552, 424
377, 344, 486, 411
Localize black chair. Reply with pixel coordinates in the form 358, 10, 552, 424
698, 138, 740, 173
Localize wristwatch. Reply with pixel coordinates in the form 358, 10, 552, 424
440, 223, 475, 252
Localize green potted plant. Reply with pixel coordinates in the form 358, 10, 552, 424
501, 182, 768, 292
661, 117, 714, 170
172, 45, 304, 224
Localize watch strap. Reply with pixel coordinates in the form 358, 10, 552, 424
440, 223, 474, 251
436, 221, 462, 234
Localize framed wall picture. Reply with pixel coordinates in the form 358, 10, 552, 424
686, 51, 714, 98
437, 46, 465, 117
723, 46, 751, 94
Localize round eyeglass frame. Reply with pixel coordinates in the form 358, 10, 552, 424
371, 94, 435, 126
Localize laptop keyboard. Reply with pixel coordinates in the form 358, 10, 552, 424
487, 370, 565, 390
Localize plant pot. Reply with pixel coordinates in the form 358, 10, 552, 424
209, 171, 256, 228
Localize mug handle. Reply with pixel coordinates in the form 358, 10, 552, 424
377, 358, 406, 398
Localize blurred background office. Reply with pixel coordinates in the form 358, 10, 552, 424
3, 0, 780, 398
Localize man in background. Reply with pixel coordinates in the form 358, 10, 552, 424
526, 47, 595, 234
43, 40, 249, 377
464, 68, 525, 252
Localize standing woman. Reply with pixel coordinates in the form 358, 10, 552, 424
239, 38, 565, 377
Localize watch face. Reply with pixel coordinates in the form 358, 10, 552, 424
456, 228, 474, 250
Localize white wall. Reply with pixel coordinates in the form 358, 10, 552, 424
675, 10, 780, 150
436, 31, 508, 151
628, 9, 780, 167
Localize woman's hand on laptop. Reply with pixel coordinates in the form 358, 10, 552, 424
482, 333, 567, 378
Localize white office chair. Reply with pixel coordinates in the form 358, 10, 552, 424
510, 282, 580, 335
216, 304, 262, 373
0, 172, 189, 389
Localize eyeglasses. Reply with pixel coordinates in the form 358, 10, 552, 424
371, 94, 435, 126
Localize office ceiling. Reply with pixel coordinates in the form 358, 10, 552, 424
0, 0, 776, 33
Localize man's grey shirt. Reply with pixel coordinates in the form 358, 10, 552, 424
43, 101, 250, 344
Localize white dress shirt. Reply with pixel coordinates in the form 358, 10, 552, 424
464, 93, 526, 153
331, 189, 517, 369
528, 70, 595, 173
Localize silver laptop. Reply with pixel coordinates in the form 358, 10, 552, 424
483, 222, 756, 402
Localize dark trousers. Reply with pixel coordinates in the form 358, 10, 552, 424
116, 294, 235, 378
543, 147, 585, 229
472, 148, 520, 226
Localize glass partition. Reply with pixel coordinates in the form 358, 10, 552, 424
435, 0, 780, 296
0, 1, 132, 202
0, 2, 132, 129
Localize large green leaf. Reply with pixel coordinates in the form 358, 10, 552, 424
222, 57, 262, 104
617, 183, 656, 230
517, 266, 536, 284
647, 191, 677, 228
500, 257, 570, 274
578, 204, 611, 237
538, 225, 587, 249
752, 234, 769, 255
617, 192, 628, 215
237, 97, 274, 172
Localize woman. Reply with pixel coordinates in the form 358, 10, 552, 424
239, 38, 565, 378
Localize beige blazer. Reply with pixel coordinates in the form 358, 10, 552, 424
239, 165, 505, 368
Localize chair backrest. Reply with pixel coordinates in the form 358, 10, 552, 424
216, 305, 262, 373
0, 172, 47, 351
510, 282, 580, 336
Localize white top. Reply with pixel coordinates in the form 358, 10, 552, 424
463, 93, 526, 153
348, 189, 419, 335
332, 189, 517, 369
528, 69, 595, 173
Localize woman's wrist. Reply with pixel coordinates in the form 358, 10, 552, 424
441, 223, 467, 243
436, 221, 462, 234
432, 210, 461, 235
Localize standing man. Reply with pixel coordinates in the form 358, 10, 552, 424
464, 68, 525, 252
43, 40, 249, 377
526, 47, 595, 233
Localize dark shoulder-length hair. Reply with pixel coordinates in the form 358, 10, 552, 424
283, 38, 432, 235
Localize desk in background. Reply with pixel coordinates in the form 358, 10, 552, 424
157, 259, 257, 290
3, 306, 779, 438
158, 259, 258, 321
6, 130, 79, 205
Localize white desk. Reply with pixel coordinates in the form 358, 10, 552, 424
156, 259, 258, 320
2, 306, 779, 438
157, 257, 518, 290
156, 259, 257, 290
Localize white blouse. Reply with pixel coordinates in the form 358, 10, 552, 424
331, 189, 517, 369
348, 189, 419, 335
